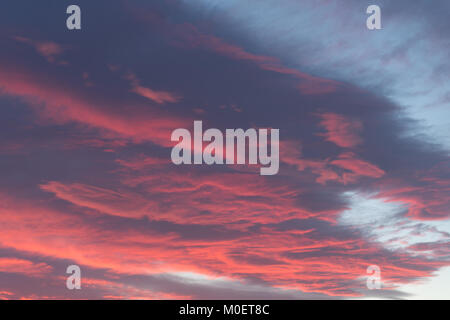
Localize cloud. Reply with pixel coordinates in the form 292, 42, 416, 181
280, 141, 384, 185
377, 175, 450, 221
125, 72, 181, 104
181, 0, 450, 148
317, 113, 363, 148
115, 154, 170, 170
0, 62, 190, 146
0, 291, 14, 300
331, 152, 385, 179
13, 36, 66, 64
133, 10, 339, 96
0, 0, 448, 299
0, 258, 52, 277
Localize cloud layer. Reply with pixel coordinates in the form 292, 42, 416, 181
0, 0, 448, 299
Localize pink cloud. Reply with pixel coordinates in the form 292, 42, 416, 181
13, 36, 66, 64
115, 155, 170, 170
40, 181, 153, 219
377, 176, 450, 221
125, 72, 181, 104
280, 141, 384, 184
0, 64, 190, 146
0, 258, 52, 277
331, 152, 385, 178
317, 113, 363, 148
0, 182, 448, 298
0, 291, 14, 300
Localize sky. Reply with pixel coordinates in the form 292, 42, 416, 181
0, 0, 449, 299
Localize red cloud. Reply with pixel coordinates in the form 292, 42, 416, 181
13, 36, 66, 64
331, 152, 385, 178
0, 185, 448, 298
377, 173, 450, 221
0, 64, 190, 146
40, 170, 312, 225
40, 181, 154, 219
125, 72, 181, 104
0, 10, 448, 300
0, 258, 52, 277
317, 113, 363, 148
280, 141, 384, 184
0, 291, 14, 300
115, 155, 170, 170
132, 86, 180, 104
